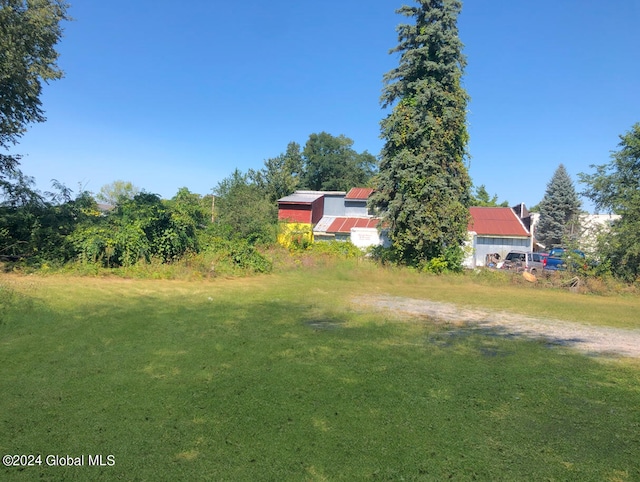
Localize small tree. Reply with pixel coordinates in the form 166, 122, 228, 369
579, 123, 640, 281
96, 180, 140, 206
212, 169, 276, 244
535, 164, 582, 249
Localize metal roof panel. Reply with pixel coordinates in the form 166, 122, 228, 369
278, 192, 324, 204
468, 207, 530, 236
325, 217, 380, 234
345, 187, 374, 200
313, 216, 337, 233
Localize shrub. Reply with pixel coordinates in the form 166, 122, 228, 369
306, 241, 363, 259
201, 237, 272, 274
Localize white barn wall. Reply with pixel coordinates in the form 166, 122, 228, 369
466, 236, 531, 268
350, 228, 390, 250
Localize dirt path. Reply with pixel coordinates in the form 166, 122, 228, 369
353, 295, 640, 359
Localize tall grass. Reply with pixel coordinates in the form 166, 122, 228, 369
1, 262, 639, 480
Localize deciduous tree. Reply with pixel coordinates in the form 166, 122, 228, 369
301, 132, 376, 192
370, 0, 471, 267
213, 169, 276, 244
249, 142, 303, 203
580, 123, 640, 281
96, 180, 140, 206
0, 0, 70, 168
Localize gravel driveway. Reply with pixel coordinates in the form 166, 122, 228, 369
353, 295, 640, 359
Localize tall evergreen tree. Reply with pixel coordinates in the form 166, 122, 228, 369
535, 164, 582, 248
370, 0, 471, 267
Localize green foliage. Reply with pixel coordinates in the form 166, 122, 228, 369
249, 142, 303, 203
536, 164, 582, 248
221, 239, 272, 273
198, 236, 272, 274
72, 190, 206, 267
305, 240, 363, 259
0, 0, 70, 151
471, 184, 509, 207
0, 0, 73, 265
371, 0, 471, 268
368, 245, 401, 266
95, 180, 140, 206
72, 223, 150, 267
165, 187, 208, 249
580, 123, 640, 282
420, 245, 465, 274
281, 223, 313, 252
213, 169, 277, 245
420, 255, 449, 274
0, 180, 98, 264
300, 132, 377, 191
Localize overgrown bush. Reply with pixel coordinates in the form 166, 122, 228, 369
371, 244, 464, 274
368, 245, 401, 265
420, 255, 449, 274
200, 237, 272, 274
305, 240, 363, 259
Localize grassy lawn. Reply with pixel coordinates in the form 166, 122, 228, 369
1, 261, 639, 480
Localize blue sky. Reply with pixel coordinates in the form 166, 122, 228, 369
12, 0, 640, 212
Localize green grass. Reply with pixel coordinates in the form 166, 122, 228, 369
1, 261, 640, 480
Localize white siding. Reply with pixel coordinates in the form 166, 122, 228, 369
351, 228, 390, 250
465, 235, 531, 268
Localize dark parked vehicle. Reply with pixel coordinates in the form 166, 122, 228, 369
542, 248, 586, 272
501, 250, 547, 274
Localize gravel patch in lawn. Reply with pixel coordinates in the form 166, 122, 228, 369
353, 295, 640, 358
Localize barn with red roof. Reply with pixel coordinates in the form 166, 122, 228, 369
464, 205, 533, 268
277, 189, 534, 262
277, 188, 389, 249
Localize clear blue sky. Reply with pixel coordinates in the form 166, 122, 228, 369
13, 0, 640, 212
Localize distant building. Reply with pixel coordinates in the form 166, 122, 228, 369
579, 213, 620, 255
277, 188, 389, 249
464, 205, 533, 268
277, 191, 326, 225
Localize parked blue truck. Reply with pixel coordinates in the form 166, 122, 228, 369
542, 247, 587, 272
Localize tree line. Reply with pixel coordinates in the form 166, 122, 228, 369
2, 1, 640, 281
0, 132, 376, 270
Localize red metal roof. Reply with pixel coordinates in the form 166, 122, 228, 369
468, 207, 529, 236
326, 217, 380, 234
345, 187, 374, 200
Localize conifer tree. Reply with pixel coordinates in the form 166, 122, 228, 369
370, 0, 471, 267
535, 164, 582, 248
